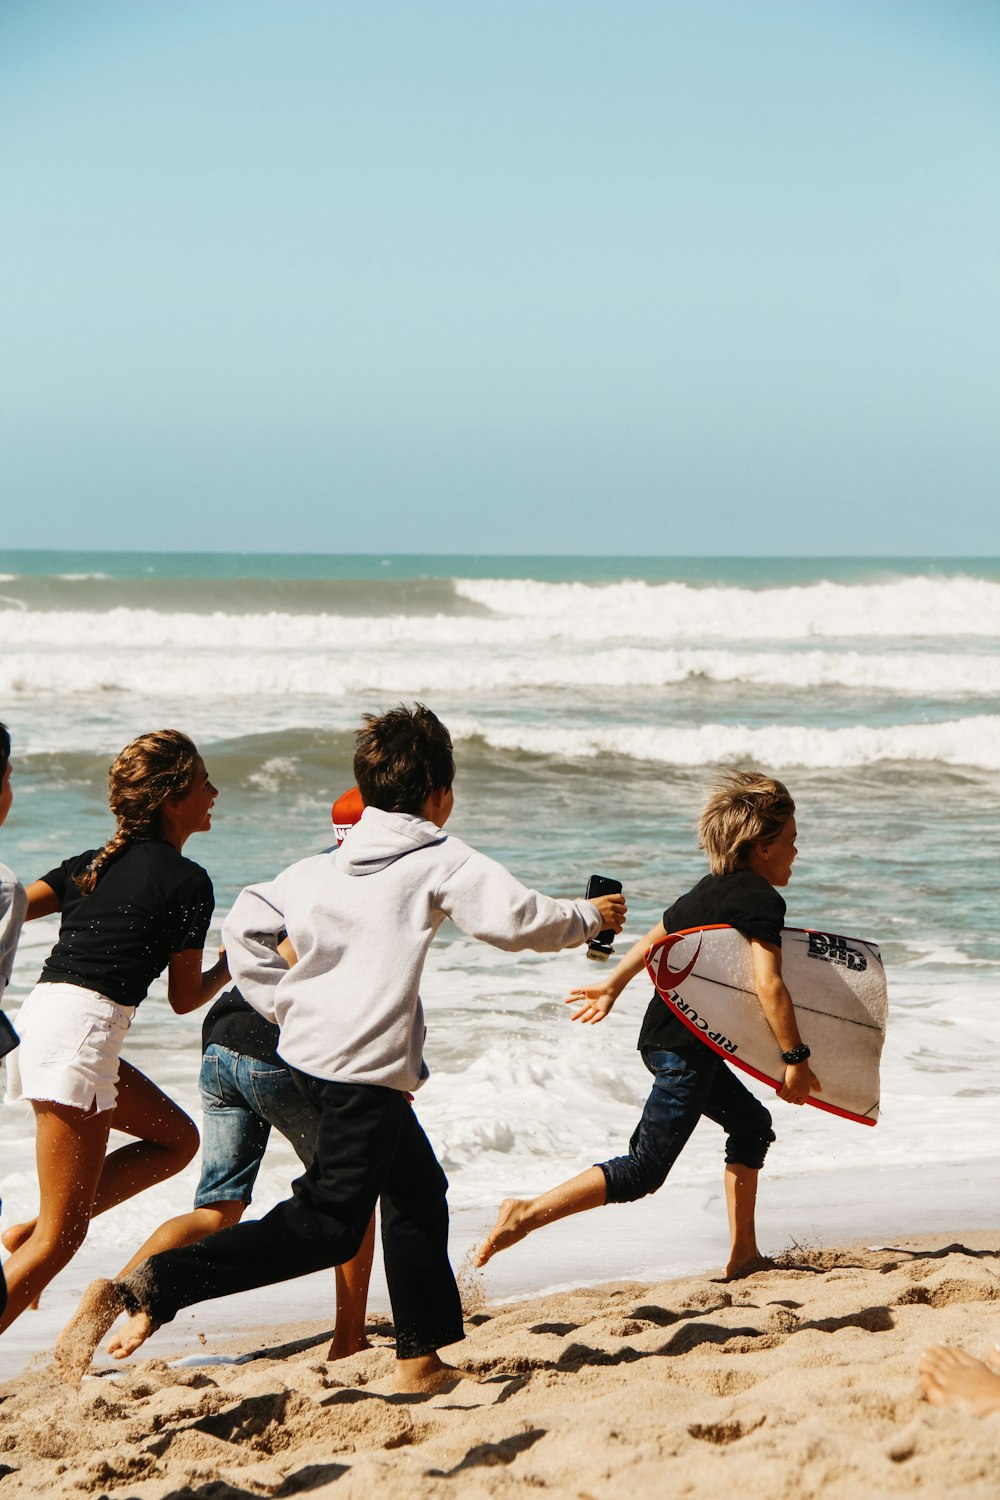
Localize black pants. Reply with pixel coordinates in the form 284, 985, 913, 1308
121, 1078, 464, 1360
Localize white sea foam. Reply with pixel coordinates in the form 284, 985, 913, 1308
447, 715, 1000, 771
4, 573, 1000, 653
2, 641, 999, 699
455, 574, 1000, 639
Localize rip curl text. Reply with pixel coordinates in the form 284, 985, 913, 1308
670, 994, 738, 1054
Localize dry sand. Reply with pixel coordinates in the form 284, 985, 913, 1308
2, 1232, 999, 1499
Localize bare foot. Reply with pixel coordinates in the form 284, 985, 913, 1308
1, 1220, 35, 1255
54, 1279, 126, 1388
475, 1198, 534, 1267
393, 1352, 480, 1395
724, 1252, 776, 1280
919, 1345, 1000, 1416
326, 1332, 373, 1361
106, 1309, 158, 1360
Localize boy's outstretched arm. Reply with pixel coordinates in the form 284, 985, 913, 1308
751, 939, 822, 1104
438, 852, 625, 953
566, 919, 668, 1024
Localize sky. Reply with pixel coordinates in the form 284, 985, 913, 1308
0, 0, 997, 556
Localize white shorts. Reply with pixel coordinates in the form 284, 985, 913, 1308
5, 983, 135, 1114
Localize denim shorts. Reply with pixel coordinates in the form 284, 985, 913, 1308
194, 1043, 321, 1207
600, 1043, 776, 1204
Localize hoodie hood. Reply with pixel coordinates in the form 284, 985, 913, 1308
334, 805, 448, 876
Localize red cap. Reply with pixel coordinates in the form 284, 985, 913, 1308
332, 786, 364, 845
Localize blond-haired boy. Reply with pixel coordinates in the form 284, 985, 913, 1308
478, 771, 820, 1277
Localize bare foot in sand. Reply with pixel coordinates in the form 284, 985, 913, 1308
326, 1332, 373, 1361
475, 1198, 534, 1267
393, 1352, 480, 1395
1, 1220, 35, 1255
54, 1279, 127, 1388
919, 1345, 1000, 1415
724, 1252, 776, 1280
105, 1309, 158, 1360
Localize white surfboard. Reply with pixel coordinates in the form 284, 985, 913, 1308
644, 925, 887, 1127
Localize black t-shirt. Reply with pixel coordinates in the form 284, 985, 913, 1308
202, 987, 282, 1065
637, 869, 786, 1053
38, 841, 214, 1007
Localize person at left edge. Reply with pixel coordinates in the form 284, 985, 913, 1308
0, 722, 29, 1319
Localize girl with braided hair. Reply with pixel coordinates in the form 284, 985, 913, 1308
1, 730, 230, 1333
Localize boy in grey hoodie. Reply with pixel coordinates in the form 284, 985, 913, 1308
56, 704, 626, 1392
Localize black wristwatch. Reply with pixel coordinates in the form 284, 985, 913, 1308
781, 1043, 811, 1065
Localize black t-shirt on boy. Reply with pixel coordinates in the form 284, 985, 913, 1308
637, 869, 786, 1054
201, 988, 282, 1066
38, 841, 214, 1008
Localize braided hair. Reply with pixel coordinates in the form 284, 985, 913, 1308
75, 729, 201, 895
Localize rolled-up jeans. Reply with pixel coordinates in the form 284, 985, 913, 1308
600, 1044, 775, 1203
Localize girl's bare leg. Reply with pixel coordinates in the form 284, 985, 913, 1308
6, 1059, 200, 1256
328, 1212, 377, 1359
476, 1166, 607, 1266
723, 1164, 764, 1278
1, 1063, 196, 1333
0, 1102, 111, 1332
83, 1060, 199, 1218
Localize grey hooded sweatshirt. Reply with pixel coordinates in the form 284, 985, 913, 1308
223, 806, 602, 1093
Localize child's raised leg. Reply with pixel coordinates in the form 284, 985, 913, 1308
85, 1060, 199, 1215
476, 1166, 607, 1266
7, 1059, 200, 1258
116, 1201, 244, 1278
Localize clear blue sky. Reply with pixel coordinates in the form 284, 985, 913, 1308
1, 0, 997, 554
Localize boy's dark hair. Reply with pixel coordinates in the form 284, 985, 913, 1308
699, 770, 795, 876
353, 704, 455, 816
0, 722, 9, 780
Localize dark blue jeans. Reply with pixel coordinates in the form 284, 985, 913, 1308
600, 1045, 775, 1203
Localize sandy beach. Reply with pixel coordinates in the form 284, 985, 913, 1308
3, 1230, 999, 1498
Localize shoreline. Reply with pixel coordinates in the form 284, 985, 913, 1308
3, 1154, 999, 1383
3, 1227, 999, 1498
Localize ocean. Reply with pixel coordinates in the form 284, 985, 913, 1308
1, 551, 999, 1372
